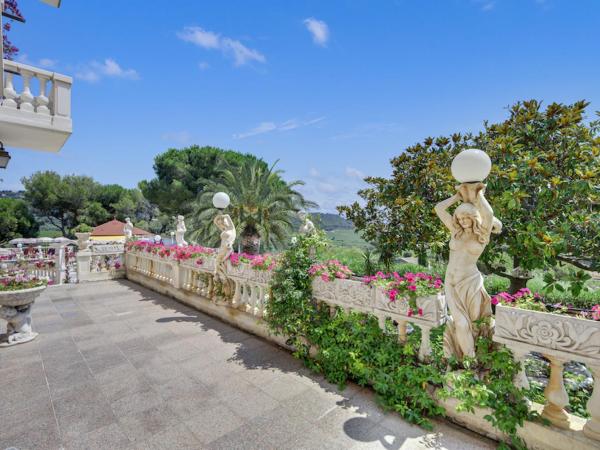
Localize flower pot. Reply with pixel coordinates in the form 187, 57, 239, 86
0, 284, 46, 347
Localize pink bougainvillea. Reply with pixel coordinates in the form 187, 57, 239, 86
308, 260, 353, 282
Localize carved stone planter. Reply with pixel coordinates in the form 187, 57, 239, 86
494, 305, 600, 438
0, 285, 47, 347
75, 232, 91, 250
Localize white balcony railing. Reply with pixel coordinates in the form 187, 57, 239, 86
0, 59, 72, 152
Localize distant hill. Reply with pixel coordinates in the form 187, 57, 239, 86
0, 190, 25, 199
312, 213, 353, 231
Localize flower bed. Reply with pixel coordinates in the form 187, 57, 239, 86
0, 273, 48, 292
229, 252, 277, 271
363, 271, 443, 317
308, 259, 353, 281
492, 288, 600, 321
126, 241, 215, 266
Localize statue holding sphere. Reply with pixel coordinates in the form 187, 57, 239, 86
435, 149, 502, 360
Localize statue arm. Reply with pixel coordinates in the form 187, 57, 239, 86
222, 214, 234, 229
474, 186, 495, 233
434, 193, 461, 231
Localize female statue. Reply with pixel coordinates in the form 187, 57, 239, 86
214, 213, 236, 283
124, 218, 134, 241
175, 215, 187, 247
435, 182, 502, 359
298, 211, 316, 235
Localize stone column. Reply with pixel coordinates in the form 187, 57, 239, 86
76, 250, 92, 283
541, 355, 570, 429
584, 366, 600, 441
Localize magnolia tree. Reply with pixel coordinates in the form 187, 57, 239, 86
339, 100, 599, 293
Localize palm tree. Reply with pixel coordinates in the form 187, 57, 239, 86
190, 159, 317, 254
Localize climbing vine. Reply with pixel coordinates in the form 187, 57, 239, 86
266, 233, 539, 447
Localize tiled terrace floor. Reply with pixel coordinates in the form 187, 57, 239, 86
0, 280, 495, 450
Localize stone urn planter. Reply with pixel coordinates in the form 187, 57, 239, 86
494, 304, 600, 438
75, 232, 91, 250
0, 285, 47, 347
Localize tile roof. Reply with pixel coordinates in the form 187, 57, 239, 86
91, 219, 152, 236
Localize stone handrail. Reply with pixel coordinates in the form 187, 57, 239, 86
494, 304, 600, 441
2, 59, 72, 119
1, 59, 73, 152
124, 249, 446, 360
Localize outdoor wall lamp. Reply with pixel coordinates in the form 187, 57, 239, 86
0, 141, 11, 169
212, 192, 231, 210
451, 148, 491, 183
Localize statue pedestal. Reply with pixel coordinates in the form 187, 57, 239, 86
76, 250, 92, 282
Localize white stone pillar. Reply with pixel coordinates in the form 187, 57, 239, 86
584, 366, 600, 441
418, 325, 432, 361
76, 250, 92, 283
541, 355, 570, 429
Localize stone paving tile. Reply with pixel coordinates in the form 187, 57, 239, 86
63, 422, 132, 450
0, 281, 496, 450
135, 423, 204, 450
118, 403, 181, 442
184, 403, 245, 445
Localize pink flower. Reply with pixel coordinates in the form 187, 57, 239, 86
407, 285, 417, 292
417, 308, 423, 316
407, 308, 413, 317
491, 296, 499, 305
321, 274, 330, 282
592, 305, 600, 321
388, 289, 398, 301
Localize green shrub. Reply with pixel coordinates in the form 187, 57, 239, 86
484, 275, 510, 295
72, 223, 93, 233
266, 234, 535, 447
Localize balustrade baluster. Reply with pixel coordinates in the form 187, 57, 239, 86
232, 281, 241, 307
397, 320, 408, 343
512, 349, 531, 390
35, 76, 50, 114
3, 72, 18, 108
418, 325, 432, 361
542, 355, 570, 429
19, 72, 35, 112
584, 366, 600, 440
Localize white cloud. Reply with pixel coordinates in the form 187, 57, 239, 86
234, 117, 325, 139
299, 166, 368, 213
472, 0, 496, 11
345, 167, 365, 180
331, 122, 402, 141
303, 18, 329, 46
75, 58, 139, 83
161, 131, 192, 145
198, 61, 210, 71
178, 26, 266, 67
38, 58, 57, 68
16, 54, 57, 68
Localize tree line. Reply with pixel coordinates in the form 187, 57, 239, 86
1, 146, 314, 253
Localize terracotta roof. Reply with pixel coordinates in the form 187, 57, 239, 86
91, 219, 152, 237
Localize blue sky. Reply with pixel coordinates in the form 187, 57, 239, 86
2, 0, 599, 211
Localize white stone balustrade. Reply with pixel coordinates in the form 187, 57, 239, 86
494, 305, 600, 440
312, 278, 446, 361
1, 59, 72, 152
125, 249, 446, 360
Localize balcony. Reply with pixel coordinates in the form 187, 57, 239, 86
0, 59, 72, 152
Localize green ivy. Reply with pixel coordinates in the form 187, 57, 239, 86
266, 233, 541, 448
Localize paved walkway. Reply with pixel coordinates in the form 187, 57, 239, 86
0, 280, 495, 450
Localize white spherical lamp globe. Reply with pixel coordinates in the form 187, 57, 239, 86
212, 192, 230, 209
451, 149, 492, 183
